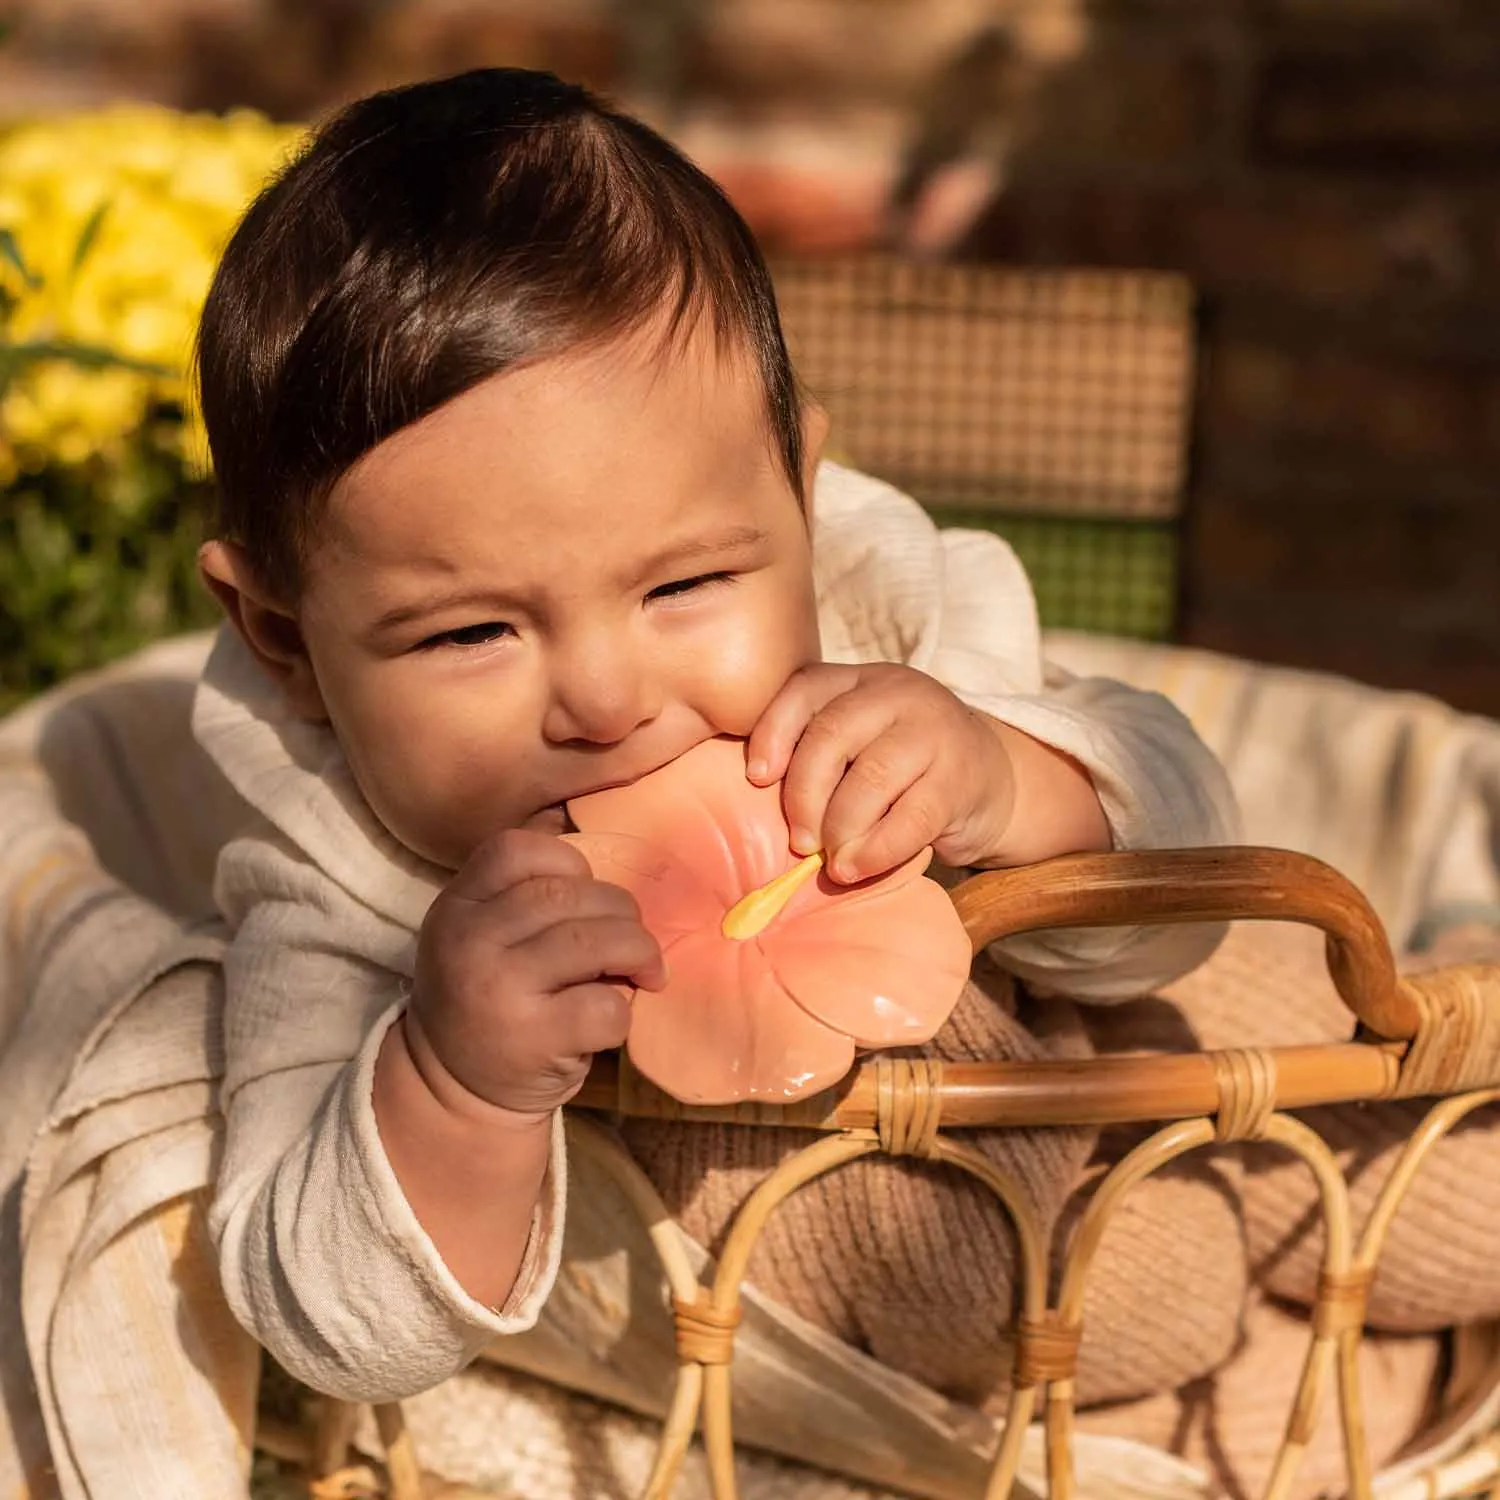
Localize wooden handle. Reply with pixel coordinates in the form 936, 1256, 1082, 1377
575, 1042, 1405, 1129
950, 846, 1421, 1042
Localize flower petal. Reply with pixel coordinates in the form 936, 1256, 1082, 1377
568, 737, 792, 900
763, 876, 972, 1047
627, 931, 856, 1104
778, 847, 935, 925
562, 832, 722, 947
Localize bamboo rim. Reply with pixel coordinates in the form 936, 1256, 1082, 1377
579, 845, 1431, 1129
947, 847, 1419, 1041
575, 1041, 1406, 1130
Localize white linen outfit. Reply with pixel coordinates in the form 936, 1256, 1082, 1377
189, 460, 1240, 1402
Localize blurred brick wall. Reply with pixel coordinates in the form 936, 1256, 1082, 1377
958, 1, 1500, 715
0, 0, 1031, 248
5, 0, 1495, 712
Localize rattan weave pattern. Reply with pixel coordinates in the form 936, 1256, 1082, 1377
771, 257, 1193, 523
769, 256, 1193, 641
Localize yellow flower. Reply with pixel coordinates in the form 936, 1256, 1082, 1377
0, 105, 304, 474
3, 364, 144, 466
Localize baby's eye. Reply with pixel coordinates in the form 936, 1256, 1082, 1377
647, 572, 733, 601
421, 621, 514, 649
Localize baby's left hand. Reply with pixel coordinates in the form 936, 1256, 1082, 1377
746, 662, 1018, 884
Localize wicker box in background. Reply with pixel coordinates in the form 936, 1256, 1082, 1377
772, 256, 1196, 641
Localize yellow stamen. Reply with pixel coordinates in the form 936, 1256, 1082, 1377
721, 851, 825, 940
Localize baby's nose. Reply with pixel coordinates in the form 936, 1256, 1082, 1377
543, 653, 660, 746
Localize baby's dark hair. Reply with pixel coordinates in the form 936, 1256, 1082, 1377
196, 68, 804, 600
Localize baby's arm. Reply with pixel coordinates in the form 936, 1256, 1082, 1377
811, 463, 1240, 998
966, 664, 1241, 998
375, 828, 664, 1301
923, 524, 1240, 997
211, 885, 548, 1401
211, 831, 658, 1402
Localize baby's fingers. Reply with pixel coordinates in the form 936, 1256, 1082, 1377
518, 914, 668, 996
553, 981, 635, 1059
745, 664, 859, 787
449, 827, 592, 903
819, 727, 935, 879
828, 779, 945, 885
780, 694, 898, 857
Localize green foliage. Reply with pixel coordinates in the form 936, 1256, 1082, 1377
0, 104, 302, 711
930, 508, 1178, 641
0, 208, 214, 712
0, 427, 219, 713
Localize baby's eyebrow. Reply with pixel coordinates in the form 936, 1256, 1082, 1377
368, 586, 526, 636
626, 523, 770, 586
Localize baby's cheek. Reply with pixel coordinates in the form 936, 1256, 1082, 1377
697, 608, 818, 735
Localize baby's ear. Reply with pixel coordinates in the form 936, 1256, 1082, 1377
197, 540, 328, 721
799, 399, 831, 505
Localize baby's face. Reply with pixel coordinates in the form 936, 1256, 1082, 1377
293, 320, 821, 869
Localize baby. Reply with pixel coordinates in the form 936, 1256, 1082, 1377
189, 68, 1238, 1401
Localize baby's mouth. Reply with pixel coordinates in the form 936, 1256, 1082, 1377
524, 802, 578, 836
548, 739, 726, 832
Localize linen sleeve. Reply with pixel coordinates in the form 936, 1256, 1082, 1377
813, 463, 1241, 1000
208, 844, 565, 1402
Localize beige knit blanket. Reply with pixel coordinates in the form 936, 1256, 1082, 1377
3, 631, 1499, 1499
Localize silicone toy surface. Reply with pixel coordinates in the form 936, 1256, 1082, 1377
566, 736, 972, 1104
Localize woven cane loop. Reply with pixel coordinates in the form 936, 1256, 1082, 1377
1015, 1310, 1081, 1385
1211, 1048, 1278, 1141
875, 1057, 945, 1157
1312, 1266, 1374, 1338
671, 1293, 742, 1365
1394, 967, 1500, 1098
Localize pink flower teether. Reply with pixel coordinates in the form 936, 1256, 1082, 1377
566, 736, 971, 1104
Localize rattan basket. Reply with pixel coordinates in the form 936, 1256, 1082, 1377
243, 259, 1496, 1500
278, 844, 1500, 1500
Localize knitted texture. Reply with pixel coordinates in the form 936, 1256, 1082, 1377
623, 952, 1249, 1409
1074, 1290, 1443, 1500
626, 917, 1500, 1412
1146, 920, 1500, 1333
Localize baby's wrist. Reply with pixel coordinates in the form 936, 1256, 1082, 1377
373, 1010, 555, 1309
390, 1008, 557, 1138
966, 715, 1111, 867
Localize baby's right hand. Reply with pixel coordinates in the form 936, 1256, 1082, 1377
406, 829, 666, 1118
